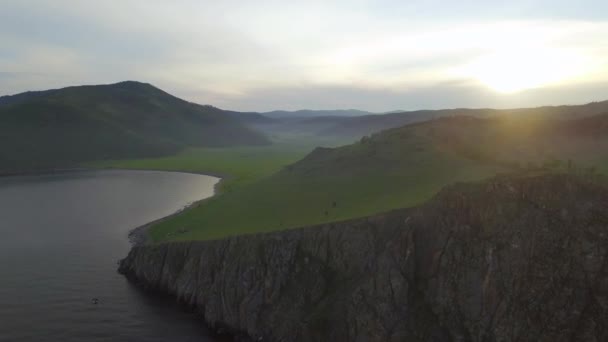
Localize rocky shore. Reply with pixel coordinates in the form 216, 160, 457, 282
119, 174, 608, 341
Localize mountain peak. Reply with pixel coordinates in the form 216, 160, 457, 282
110, 80, 156, 89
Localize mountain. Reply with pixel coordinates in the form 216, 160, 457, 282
0, 89, 56, 106
253, 101, 608, 142
562, 111, 608, 137
218, 107, 276, 125
263, 109, 372, 118
0, 81, 269, 173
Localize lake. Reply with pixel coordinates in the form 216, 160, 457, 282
0, 170, 220, 342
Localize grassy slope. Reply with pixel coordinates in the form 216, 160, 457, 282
153, 154, 500, 241
145, 122, 507, 241
101, 114, 608, 242
92, 142, 318, 193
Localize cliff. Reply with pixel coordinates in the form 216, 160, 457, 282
119, 174, 608, 341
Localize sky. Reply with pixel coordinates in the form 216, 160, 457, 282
1, 0, 607, 112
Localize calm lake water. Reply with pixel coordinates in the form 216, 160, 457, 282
0, 170, 220, 342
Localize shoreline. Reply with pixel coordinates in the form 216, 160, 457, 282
94, 166, 229, 199
0, 166, 224, 246
0, 166, 228, 183
0, 167, 91, 178
110, 167, 224, 246
127, 185, 219, 246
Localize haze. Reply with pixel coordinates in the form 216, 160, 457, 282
1, 0, 607, 111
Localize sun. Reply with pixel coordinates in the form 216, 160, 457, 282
462, 48, 587, 93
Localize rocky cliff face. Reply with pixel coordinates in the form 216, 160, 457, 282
119, 175, 608, 341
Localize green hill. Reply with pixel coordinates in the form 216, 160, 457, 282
147, 112, 608, 242
252, 100, 608, 142
0, 81, 269, 173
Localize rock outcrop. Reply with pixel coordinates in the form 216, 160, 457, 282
119, 175, 608, 341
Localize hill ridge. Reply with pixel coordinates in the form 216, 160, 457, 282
0, 81, 269, 173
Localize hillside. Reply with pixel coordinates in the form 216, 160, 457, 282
253, 100, 608, 142
263, 109, 372, 118
0, 81, 269, 173
148, 112, 608, 241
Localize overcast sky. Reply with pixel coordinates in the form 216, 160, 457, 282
1, 0, 607, 112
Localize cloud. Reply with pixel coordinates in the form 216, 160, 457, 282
0, 0, 607, 110
205, 79, 608, 112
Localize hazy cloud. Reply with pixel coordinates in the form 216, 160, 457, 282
1, 0, 607, 111
211, 80, 608, 112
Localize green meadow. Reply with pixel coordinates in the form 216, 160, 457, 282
96, 115, 608, 242
95, 125, 504, 241
91, 142, 320, 193
148, 148, 502, 241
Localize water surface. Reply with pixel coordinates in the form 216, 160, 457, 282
0, 170, 219, 342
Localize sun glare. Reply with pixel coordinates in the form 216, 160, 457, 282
462, 47, 588, 93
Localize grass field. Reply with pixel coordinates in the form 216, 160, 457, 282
95, 116, 608, 242
125, 124, 507, 242
148, 146, 503, 241
90, 142, 320, 192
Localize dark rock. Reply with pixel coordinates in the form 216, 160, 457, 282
119, 174, 608, 341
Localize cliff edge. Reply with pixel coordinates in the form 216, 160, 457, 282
119, 174, 608, 341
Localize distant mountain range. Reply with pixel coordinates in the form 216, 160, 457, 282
0, 81, 268, 173
251, 101, 608, 141
2, 80, 607, 173
262, 109, 373, 118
